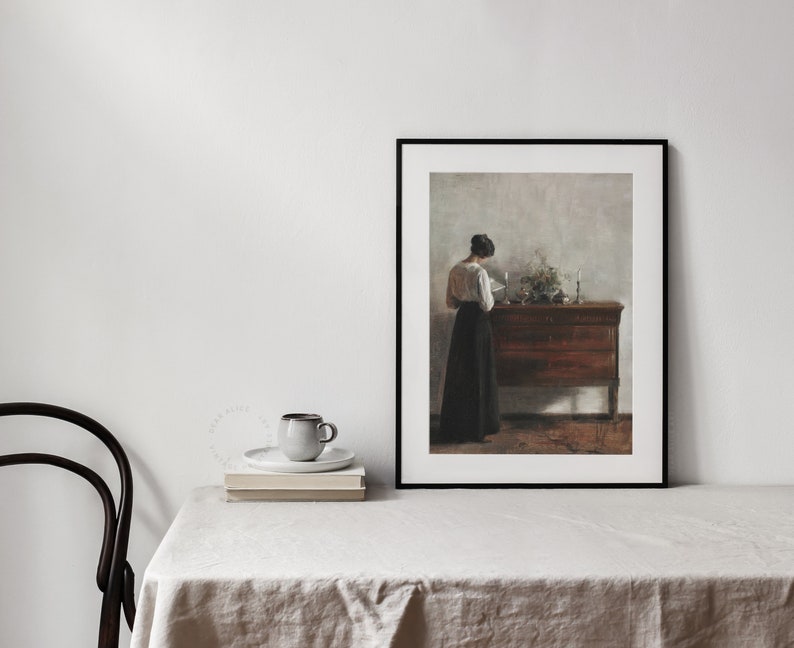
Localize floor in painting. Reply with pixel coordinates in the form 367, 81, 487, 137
429, 414, 632, 455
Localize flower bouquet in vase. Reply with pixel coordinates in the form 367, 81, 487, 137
518, 252, 570, 304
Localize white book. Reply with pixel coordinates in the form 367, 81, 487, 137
490, 278, 506, 294
224, 458, 365, 490
225, 486, 366, 502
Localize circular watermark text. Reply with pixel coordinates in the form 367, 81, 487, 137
208, 405, 272, 471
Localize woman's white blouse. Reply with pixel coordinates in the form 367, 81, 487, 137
446, 262, 494, 312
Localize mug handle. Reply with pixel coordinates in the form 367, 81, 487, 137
317, 422, 338, 444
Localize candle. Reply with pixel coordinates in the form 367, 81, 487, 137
577, 267, 581, 282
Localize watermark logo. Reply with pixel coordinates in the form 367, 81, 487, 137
208, 405, 272, 471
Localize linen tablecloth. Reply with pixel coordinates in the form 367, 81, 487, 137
131, 485, 794, 647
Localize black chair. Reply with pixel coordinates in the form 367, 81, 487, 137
0, 402, 136, 648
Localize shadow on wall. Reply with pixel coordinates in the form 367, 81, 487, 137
665, 145, 698, 481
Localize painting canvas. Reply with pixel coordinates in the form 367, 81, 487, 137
397, 140, 667, 487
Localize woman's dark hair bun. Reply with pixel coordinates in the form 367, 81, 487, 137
470, 234, 495, 258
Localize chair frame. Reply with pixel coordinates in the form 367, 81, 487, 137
0, 402, 136, 648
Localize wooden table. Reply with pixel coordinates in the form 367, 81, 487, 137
491, 302, 624, 420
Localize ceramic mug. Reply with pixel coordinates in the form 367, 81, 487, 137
278, 413, 338, 461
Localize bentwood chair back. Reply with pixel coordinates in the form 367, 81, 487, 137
0, 402, 136, 648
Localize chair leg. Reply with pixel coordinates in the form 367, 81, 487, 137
123, 561, 136, 630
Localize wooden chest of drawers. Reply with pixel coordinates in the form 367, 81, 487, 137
490, 302, 624, 420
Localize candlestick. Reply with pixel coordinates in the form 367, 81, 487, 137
574, 266, 583, 304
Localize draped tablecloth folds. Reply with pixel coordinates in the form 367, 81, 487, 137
131, 486, 794, 647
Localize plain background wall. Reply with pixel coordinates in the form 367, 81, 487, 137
1, 1, 793, 645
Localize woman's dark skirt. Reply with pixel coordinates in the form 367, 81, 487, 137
438, 302, 500, 443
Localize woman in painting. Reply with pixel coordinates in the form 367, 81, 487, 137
438, 234, 500, 443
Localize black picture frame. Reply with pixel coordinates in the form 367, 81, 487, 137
397, 138, 667, 488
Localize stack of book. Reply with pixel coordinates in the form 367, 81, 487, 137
224, 458, 366, 502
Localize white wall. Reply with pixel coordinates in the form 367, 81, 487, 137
2, 1, 794, 645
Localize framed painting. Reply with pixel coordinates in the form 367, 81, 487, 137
396, 139, 667, 488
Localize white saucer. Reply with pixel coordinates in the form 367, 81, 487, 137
242, 446, 355, 473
